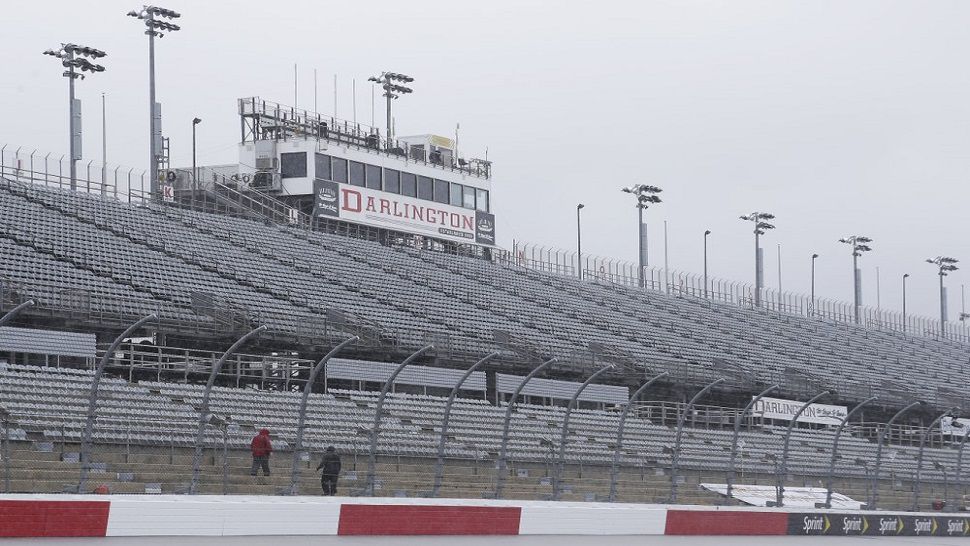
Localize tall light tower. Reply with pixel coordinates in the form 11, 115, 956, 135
127, 5, 181, 200
926, 256, 959, 337
621, 185, 662, 288
838, 235, 873, 324
43, 44, 107, 191
739, 212, 775, 307
367, 72, 413, 149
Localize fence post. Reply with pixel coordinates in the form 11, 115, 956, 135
609, 372, 668, 502
78, 314, 156, 493
726, 385, 779, 500
776, 390, 831, 507
870, 401, 924, 509
552, 364, 613, 500
289, 336, 358, 495
432, 352, 499, 498
825, 396, 877, 507
0, 300, 34, 327
190, 326, 267, 494
670, 378, 725, 503
365, 344, 434, 496
1, 410, 10, 493
495, 358, 558, 499
912, 409, 956, 511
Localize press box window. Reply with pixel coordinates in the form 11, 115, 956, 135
401, 173, 417, 197
280, 152, 307, 179
314, 153, 331, 180
434, 179, 450, 204
463, 186, 476, 209
365, 164, 382, 190
384, 169, 401, 194
418, 176, 434, 200
449, 183, 463, 207
476, 189, 489, 212
332, 157, 348, 183
349, 161, 365, 187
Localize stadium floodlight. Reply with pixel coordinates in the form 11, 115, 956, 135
368, 71, 414, 148
927, 256, 960, 337
621, 185, 663, 288
739, 212, 776, 307
43, 43, 108, 191
838, 236, 874, 324
128, 5, 182, 201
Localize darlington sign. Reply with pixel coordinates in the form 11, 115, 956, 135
752, 396, 847, 426
312, 180, 496, 246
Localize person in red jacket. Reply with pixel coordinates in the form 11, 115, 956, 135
250, 429, 273, 477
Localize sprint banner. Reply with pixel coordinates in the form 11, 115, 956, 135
789, 513, 970, 537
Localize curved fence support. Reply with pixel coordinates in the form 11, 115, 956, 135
365, 344, 435, 496
912, 408, 956, 511
432, 351, 500, 498
552, 364, 614, 500
494, 358, 558, 500
1, 409, 10, 493
190, 325, 267, 495
669, 378, 725, 503
78, 314, 156, 493
776, 390, 831, 506
609, 371, 668, 502
288, 335, 358, 495
869, 400, 924, 509
726, 384, 779, 500
824, 396, 877, 507
955, 425, 970, 497
0, 300, 34, 327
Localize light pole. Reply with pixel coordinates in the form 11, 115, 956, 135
902, 273, 910, 332
810, 254, 819, 315
367, 72, 413, 149
127, 5, 181, 200
703, 230, 711, 298
622, 185, 662, 288
43, 44, 107, 191
838, 236, 873, 324
576, 204, 585, 280
739, 212, 775, 307
926, 256, 959, 337
192, 117, 201, 196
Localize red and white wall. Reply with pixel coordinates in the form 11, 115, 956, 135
0, 495, 968, 538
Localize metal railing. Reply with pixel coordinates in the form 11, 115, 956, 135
506, 241, 970, 344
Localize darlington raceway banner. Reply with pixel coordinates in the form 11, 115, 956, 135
312, 179, 496, 246
752, 396, 847, 426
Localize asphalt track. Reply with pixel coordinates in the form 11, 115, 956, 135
5, 536, 970, 545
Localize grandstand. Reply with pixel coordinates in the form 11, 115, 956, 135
1, 150, 969, 512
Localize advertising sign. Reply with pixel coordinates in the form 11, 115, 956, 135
312, 180, 495, 246
788, 513, 970, 537
752, 396, 847, 426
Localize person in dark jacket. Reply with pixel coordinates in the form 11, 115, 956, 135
250, 429, 273, 476
316, 446, 341, 495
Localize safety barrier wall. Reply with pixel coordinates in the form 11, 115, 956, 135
3, 495, 970, 538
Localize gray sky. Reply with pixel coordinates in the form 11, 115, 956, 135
3, 0, 969, 321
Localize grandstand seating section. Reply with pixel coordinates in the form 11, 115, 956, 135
0, 178, 968, 407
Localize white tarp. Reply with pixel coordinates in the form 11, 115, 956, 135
753, 396, 847, 426
700, 484, 863, 509
941, 416, 970, 437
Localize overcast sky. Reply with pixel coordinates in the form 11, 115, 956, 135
3, 0, 970, 322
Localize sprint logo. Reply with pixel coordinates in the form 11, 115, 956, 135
841, 516, 868, 534
802, 515, 830, 534
945, 519, 970, 536
878, 517, 903, 535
